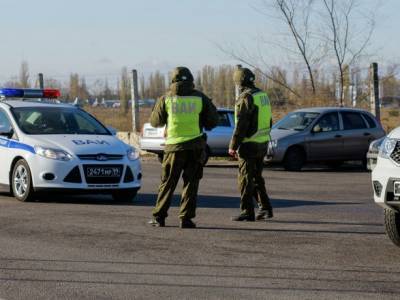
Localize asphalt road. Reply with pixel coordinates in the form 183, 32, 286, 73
0, 160, 400, 299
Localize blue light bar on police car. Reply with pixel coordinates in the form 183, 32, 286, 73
0, 88, 61, 99
0, 88, 24, 98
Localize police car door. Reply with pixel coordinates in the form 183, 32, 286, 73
0, 109, 13, 186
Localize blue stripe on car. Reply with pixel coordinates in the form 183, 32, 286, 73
0, 138, 8, 147
0, 138, 35, 154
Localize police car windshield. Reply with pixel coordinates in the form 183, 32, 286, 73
12, 107, 110, 135
273, 112, 320, 131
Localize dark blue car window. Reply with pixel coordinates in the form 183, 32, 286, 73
362, 114, 377, 128
217, 112, 231, 127
342, 112, 367, 130
316, 113, 340, 132
12, 107, 110, 135
274, 112, 319, 131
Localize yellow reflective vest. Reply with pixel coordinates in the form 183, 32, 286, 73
165, 96, 203, 145
235, 91, 272, 143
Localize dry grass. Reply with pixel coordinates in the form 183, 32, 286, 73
381, 108, 400, 132
85, 106, 400, 134
85, 107, 152, 132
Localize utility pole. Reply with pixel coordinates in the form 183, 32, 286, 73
130, 69, 140, 133
370, 63, 381, 122
38, 73, 44, 89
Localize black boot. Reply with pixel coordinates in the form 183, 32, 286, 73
180, 219, 196, 229
232, 214, 255, 222
148, 217, 165, 227
256, 209, 274, 220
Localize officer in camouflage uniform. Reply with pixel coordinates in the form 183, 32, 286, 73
149, 67, 218, 228
229, 67, 273, 221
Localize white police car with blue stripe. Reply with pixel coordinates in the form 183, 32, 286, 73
0, 88, 141, 202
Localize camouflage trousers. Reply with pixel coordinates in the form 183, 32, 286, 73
152, 149, 204, 220
238, 156, 272, 216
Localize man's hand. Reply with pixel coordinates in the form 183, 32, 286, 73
229, 149, 238, 158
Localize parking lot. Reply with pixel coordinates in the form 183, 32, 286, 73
0, 159, 400, 299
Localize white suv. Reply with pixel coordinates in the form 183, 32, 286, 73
0, 88, 141, 202
372, 126, 400, 246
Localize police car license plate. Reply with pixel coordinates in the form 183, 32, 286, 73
145, 128, 159, 137
394, 182, 400, 196
86, 166, 121, 177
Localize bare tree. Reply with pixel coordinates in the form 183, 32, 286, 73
44, 78, 61, 89
218, 0, 378, 104
139, 71, 166, 100
273, 0, 318, 94
3, 77, 19, 88
19, 61, 30, 88
321, 0, 375, 106
103, 79, 113, 99
200, 65, 215, 99
139, 75, 146, 99
69, 73, 80, 100
217, 0, 324, 99
381, 63, 400, 99
217, 44, 301, 98
79, 77, 90, 100
119, 67, 130, 114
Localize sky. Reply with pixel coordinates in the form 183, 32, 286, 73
0, 0, 399, 83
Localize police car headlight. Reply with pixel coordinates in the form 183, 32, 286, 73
379, 138, 397, 159
127, 148, 139, 161
35, 146, 73, 161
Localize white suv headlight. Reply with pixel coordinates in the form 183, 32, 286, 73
127, 147, 139, 161
35, 146, 73, 161
379, 138, 397, 159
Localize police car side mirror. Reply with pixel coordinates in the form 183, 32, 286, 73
107, 126, 117, 136
0, 127, 14, 139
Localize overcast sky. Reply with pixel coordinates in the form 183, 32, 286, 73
0, 0, 399, 82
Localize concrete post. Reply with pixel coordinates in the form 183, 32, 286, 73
38, 73, 44, 89
130, 69, 140, 132
370, 63, 381, 122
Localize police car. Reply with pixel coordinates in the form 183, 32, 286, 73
372, 126, 400, 246
0, 88, 141, 202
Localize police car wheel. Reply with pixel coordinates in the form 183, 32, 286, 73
12, 159, 35, 202
112, 189, 138, 202
384, 208, 400, 247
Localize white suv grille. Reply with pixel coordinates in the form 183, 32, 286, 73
390, 142, 400, 164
